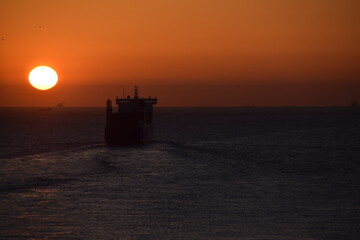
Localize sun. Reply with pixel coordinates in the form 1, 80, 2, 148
28, 66, 58, 90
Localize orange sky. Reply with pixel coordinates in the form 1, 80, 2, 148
0, 0, 359, 106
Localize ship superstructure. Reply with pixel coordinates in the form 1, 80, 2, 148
105, 86, 157, 144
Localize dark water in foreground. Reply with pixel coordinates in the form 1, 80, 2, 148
0, 107, 360, 239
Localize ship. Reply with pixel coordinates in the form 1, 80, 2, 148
105, 86, 158, 144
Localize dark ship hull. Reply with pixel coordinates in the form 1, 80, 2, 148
105, 87, 157, 145
105, 112, 154, 144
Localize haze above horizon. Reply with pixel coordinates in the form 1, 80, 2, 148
0, 0, 359, 106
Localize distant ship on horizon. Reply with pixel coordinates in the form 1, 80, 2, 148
105, 86, 157, 144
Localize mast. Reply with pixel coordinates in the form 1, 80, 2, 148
106, 99, 112, 122
134, 86, 139, 99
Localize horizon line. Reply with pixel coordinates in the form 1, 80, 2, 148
0, 105, 356, 108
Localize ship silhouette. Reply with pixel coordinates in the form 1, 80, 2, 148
105, 86, 157, 144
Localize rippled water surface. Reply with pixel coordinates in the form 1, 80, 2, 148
0, 107, 360, 239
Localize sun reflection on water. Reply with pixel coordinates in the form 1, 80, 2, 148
9, 187, 75, 239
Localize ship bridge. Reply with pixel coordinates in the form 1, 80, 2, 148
115, 86, 157, 111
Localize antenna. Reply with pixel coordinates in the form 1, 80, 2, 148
134, 86, 139, 99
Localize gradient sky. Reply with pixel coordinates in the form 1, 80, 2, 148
1, 0, 359, 106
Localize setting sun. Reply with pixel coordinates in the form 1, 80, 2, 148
28, 66, 58, 90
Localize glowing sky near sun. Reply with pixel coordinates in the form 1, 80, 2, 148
0, 0, 359, 106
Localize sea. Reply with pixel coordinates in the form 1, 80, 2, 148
0, 107, 359, 240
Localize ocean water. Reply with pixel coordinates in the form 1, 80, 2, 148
0, 107, 359, 239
